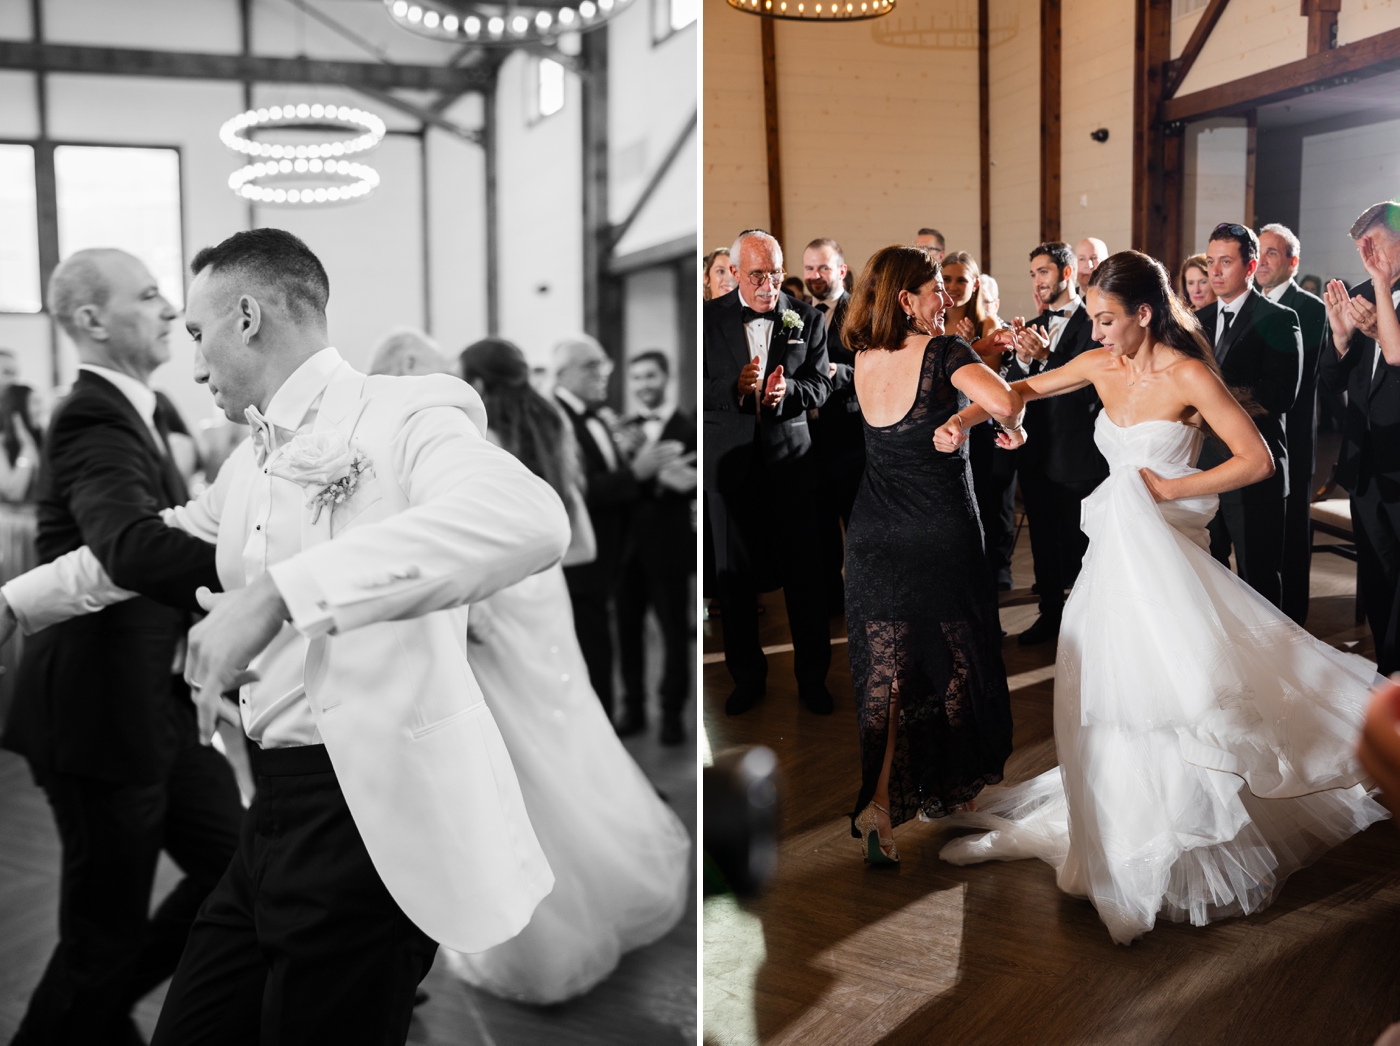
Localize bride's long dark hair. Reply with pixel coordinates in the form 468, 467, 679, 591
1088, 250, 1261, 418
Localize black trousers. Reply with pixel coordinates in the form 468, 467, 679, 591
566, 585, 617, 717
1018, 469, 1099, 617
1351, 483, 1400, 675
969, 428, 1017, 589
1281, 467, 1314, 625
811, 411, 866, 610
618, 540, 692, 724
150, 744, 438, 1046
12, 737, 242, 1045
715, 452, 831, 695
1209, 497, 1286, 609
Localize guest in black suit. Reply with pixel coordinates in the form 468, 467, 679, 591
704, 229, 833, 715
1196, 223, 1303, 609
1318, 201, 1400, 673
553, 334, 684, 720
803, 238, 862, 611
616, 351, 696, 744
1016, 242, 1110, 644
1256, 223, 1328, 624
0, 249, 242, 1046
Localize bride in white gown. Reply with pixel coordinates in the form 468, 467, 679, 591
934, 251, 1386, 945
443, 338, 690, 1002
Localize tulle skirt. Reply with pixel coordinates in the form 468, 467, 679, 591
941, 462, 1386, 945
443, 567, 691, 1001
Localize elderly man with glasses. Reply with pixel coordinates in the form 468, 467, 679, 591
703, 229, 833, 717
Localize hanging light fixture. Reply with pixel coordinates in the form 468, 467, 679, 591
383, 0, 633, 45
726, 0, 893, 20
218, 103, 387, 206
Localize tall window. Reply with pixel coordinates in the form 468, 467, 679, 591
653, 0, 696, 42
0, 144, 41, 314
55, 146, 184, 309
538, 58, 566, 119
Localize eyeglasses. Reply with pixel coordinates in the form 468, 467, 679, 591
744, 269, 785, 288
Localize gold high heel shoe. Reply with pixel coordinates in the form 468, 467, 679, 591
854, 802, 899, 865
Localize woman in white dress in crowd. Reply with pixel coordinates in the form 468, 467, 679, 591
444, 337, 690, 1002
933, 251, 1386, 945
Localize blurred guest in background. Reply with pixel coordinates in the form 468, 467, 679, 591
616, 351, 696, 744
942, 252, 999, 352
1255, 222, 1327, 624
0, 379, 43, 504
802, 238, 860, 613
553, 334, 683, 722
1300, 274, 1324, 297
913, 228, 946, 264
703, 248, 736, 300
781, 276, 811, 305
368, 327, 452, 377
1179, 254, 1216, 312
152, 391, 200, 488
1074, 237, 1107, 295
979, 274, 1004, 327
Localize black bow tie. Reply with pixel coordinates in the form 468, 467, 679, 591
741, 306, 774, 324
1043, 307, 1070, 319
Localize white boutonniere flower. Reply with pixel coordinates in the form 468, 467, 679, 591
781, 309, 803, 335
269, 431, 374, 524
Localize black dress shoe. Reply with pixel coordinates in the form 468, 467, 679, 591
660, 716, 686, 745
1018, 614, 1061, 645
615, 707, 647, 737
725, 682, 765, 715
799, 685, 834, 715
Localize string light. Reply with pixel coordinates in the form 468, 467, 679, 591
219, 105, 384, 206
381, 0, 633, 43
727, 0, 891, 19
227, 160, 381, 205
218, 106, 386, 161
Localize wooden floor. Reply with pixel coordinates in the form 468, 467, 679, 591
0, 613, 697, 1046
702, 454, 1400, 1046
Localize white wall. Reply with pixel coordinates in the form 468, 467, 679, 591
1299, 117, 1400, 288
1182, 118, 1249, 257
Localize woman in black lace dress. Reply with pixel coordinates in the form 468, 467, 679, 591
843, 246, 1026, 864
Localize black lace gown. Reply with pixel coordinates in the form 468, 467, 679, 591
846, 336, 1014, 833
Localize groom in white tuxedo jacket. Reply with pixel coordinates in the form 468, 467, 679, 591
1, 229, 569, 1045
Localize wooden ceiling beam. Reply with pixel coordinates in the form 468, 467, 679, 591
1163, 0, 1230, 99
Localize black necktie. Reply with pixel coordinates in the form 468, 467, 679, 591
741, 307, 771, 324
1216, 310, 1233, 351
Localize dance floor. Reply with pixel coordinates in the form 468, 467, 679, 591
0, 612, 696, 1046
703, 480, 1400, 1045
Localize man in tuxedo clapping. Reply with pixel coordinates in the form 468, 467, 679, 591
1197, 222, 1303, 609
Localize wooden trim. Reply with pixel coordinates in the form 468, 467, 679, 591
1164, 0, 1230, 99
1163, 25, 1400, 123
1305, 0, 1342, 56
1162, 127, 1184, 274
1244, 108, 1257, 228
483, 80, 499, 335
979, 0, 991, 270
609, 232, 698, 275
1132, 0, 1172, 252
1039, 0, 1060, 244
760, 18, 784, 247
0, 39, 491, 92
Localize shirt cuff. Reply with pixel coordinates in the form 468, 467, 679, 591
0, 578, 35, 635
266, 560, 337, 638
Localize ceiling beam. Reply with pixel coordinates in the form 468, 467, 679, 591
608, 108, 696, 252
1163, 0, 1230, 99
351, 84, 482, 144
1162, 23, 1400, 123
0, 40, 491, 92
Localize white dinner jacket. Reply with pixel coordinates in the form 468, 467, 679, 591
5, 361, 571, 953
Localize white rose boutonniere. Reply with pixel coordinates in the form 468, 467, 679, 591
269, 431, 374, 523
781, 309, 803, 335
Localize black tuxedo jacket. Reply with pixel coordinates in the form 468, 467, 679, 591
1318, 275, 1400, 500
1276, 280, 1327, 488
1025, 303, 1110, 484
556, 392, 637, 593
817, 296, 859, 417
1196, 288, 1303, 503
2, 371, 221, 785
626, 409, 696, 569
702, 287, 831, 492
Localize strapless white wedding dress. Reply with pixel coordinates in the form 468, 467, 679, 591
941, 414, 1387, 944
443, 565, 691, 1001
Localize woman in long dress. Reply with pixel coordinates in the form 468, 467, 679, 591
841, 245, 1027, 864
445, 338, 691, 1003
934, 251, 1386, 944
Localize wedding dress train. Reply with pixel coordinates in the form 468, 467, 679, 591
444, 565, 691, 1002
941, 415, 1386, 944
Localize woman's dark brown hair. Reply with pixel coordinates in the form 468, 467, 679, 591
843, 245, 941, 353
1089, 250, 1261, 419
459, 338, 580, 501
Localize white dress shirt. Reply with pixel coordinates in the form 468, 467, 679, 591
555, 385, 619, 470
633, 402, 675, 445
1264, 280, 1290, 304
738, 288, 774, 392
1014, 296, 1081, 374
1214, 287, 1251, 348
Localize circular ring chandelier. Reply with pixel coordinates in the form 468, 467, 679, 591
218, 104, 386, 207
725, 0, 893, 19
383, 0, 633, 45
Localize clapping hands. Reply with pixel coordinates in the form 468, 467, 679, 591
1009, 319, 1051, 364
